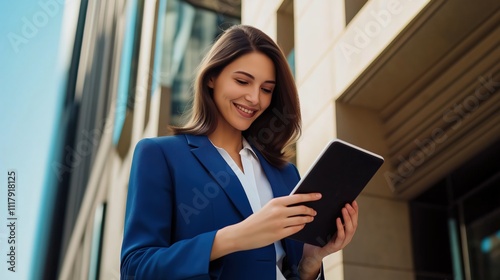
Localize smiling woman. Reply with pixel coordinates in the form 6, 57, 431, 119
208, 52, 274, 143
120, 24, 360, 280
172, 25, 301, 167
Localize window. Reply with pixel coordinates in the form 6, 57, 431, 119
411, 140, 500, 280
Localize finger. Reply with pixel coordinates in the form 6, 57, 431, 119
285, 215, 315, 228
352, 200, 359, 211
345, 203, 358, 229
335, 217, 346, 244
346, 201, 359, 227
324, 217, 350, 254
345, 203, 356, 215
342, 208, 353, 228
341, 208, 355, 243
276, 193, 322, 206
282, 223, 307, 237
286, 204, 317, 218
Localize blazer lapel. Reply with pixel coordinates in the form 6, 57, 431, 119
185, 134, 253, 219
253, 149, 290, 198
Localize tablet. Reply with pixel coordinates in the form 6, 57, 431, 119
288, 139, 384, 246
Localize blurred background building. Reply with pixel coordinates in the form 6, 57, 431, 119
244, 1, 499, 280
0, 0, 498, 279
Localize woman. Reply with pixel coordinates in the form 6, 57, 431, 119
120, 24, 358, 280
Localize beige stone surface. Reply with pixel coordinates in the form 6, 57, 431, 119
335, 103, 395, 198
294, 0, 345, 84
241, 0, 282, 38
343, 195, 414, 270
323, 252, 344, 280
296, 101, 335, 175
343, 264, 414, 280
297, 49, 336, 127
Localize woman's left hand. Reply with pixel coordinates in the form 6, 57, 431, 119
299, 201, 359, 279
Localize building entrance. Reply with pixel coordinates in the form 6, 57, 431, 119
410, 140, 500, 280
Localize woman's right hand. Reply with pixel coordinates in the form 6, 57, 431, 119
211, 193, 321, 260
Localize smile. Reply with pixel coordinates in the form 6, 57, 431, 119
235, 104, 256, 116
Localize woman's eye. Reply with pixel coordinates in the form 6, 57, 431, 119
261, 88, 273, 93
235, 79, 248, 85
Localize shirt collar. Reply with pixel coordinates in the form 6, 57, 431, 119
241, 137, 258, 159
209, 137, 258, 160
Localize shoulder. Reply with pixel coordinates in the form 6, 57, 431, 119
140, 134, 186, 145
133, 134, 214, 157
280, 162, 301, 181
135, 134, 189, 150
131, 135, 192, 161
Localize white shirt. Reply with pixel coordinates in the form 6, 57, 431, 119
212, 138, 287, 280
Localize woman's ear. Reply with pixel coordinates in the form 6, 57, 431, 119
207, 77, 214, 89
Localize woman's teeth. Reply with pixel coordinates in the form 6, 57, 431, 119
236, 105, 254, 114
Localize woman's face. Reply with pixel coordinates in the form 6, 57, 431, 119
209, 51, 275, 132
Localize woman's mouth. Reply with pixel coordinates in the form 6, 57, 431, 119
234, 104, 256, 117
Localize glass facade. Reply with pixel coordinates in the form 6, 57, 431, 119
113, 0, 145, 146
159, 0, 239, 126
56, 0, 240, 278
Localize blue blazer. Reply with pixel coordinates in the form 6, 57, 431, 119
120, 134, 304, 279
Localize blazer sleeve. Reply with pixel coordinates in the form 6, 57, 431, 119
120, 138, 216, 280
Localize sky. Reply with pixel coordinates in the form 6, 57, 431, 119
0, 1, 71, 279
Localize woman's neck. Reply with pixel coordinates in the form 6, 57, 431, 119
208, 125, 243, 154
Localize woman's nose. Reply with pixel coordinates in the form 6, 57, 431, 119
245, 87, 260, 104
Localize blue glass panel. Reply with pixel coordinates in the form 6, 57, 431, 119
287, 48, 295, 77
113, 0, 139, 145
150, 0, 168, 97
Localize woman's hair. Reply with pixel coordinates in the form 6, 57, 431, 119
171, 24, 301, 167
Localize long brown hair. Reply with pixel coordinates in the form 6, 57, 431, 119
171, 25, 301, 167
